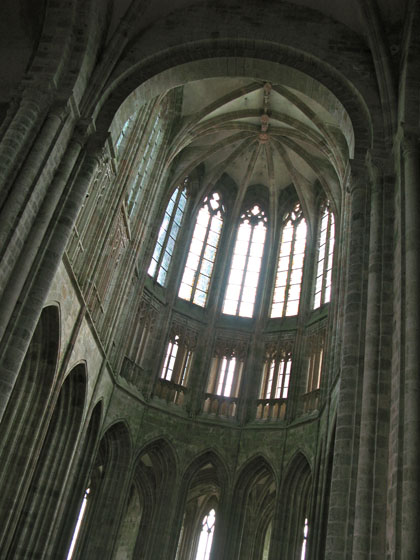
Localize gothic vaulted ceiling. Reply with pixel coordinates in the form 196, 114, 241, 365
166, 77, 352, 219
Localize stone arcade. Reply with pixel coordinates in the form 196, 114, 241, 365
0, 1, 418, 558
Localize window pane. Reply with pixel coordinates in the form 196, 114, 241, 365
149, 185, 188, 285
313, 204, 335, 308
271, 204, 306, 317
223, 205, 267, 318
178, 191, 224, 306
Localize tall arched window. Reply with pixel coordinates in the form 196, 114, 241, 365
223, 204, 267, 318
178, 192, 224, 306
260, 350, 292, 399
127, 111, 164, 217
148, 179, 188, 285
271, 203, 307, 317
313, 202, 335, 309
195, 509, 216, 560
160, 334, 193, 386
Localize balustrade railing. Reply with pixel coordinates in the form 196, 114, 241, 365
120, 356, 144, 391
154, 378, 188, 405
203, 393, 238, 419
255, 398, 287, 421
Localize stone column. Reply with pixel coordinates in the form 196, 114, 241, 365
325, 167, 369, 559
400, 131, 420, 557
0, 87, 51, 202
0, 102, 70, 295
352, 161, 390, 558
0, 130, 103, 423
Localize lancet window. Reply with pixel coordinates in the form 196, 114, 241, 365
260, 344, 293, 400
313, 202, 335, 308
206, 338, 247, 398
305, 329, 325, 393
115, 112, 137, 155
301, 517, 309, 559
160, 332, 194, 386
195, 509, 216, 560
271, 203, 307, 317
148, 179, 188, 285
178, 192, 224, 307
223, 204, 267, 318
127, 110, 164, 217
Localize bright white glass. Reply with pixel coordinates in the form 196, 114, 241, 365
223, 206, 267, 317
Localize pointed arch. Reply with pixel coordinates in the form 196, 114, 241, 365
0, 304, 60, 553
74, 420, 132, 560
277, 452, 313, 559
178, 190, 225, 307
118, 437, 178, 559
57, 399, 103, 559
173, 450, 229, 560
228, 455, 277, 560
7, 362, 87, 558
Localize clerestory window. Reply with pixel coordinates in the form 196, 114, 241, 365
313, 202, 335, 309
271, 203, 307, 318
148, 179, 188, 285
260, 351, 292, 399
127, 111, 163, 217
115, 113, 137, 155
207, 353, 244, 398
178, 192, 224, 307
160, 335, 193, 386
306, 330, 325, 393
223, 204, 267, 318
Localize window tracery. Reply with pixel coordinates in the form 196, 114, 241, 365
148, 179, 188, 285
260, 342, 293, 400
313, 202, 335, 309
223, 204, 267, 318
179, 192, 224, 307
127, 110, 164, 217
271, 203, 307, 317
160, 325, 197, 386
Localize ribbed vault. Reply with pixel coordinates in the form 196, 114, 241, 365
155, 77, 352, 218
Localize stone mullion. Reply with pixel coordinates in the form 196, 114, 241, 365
325, 171, 369, 559
353, 166, 390, 558
400, 132, 420, 558
0, 138, 101, 424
